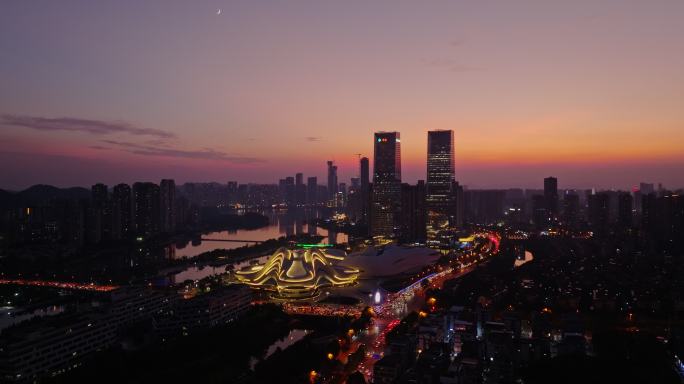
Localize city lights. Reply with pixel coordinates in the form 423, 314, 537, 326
233, 247, 359, 299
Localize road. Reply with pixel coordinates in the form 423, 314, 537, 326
351, 232, 500, 382
353, 265, 476, 381
0, 278, 118, 292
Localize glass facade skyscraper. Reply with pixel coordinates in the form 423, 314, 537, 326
371, 132, 401, 238
426, 130, 455, 239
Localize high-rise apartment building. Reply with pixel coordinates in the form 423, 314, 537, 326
88, 183, 108, 244
112, 183, 132, 239
133, 182, 161, 236
160, 179, 176, 233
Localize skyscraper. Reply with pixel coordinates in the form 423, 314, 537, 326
532, 194, 547, 230
360, 157, 371, 225
91, 183, 108, 207
401, 181, 427, 243
160, 179, 176, 233
295, 173, 306, 206
452, 181, 464, 228
112, 183, 132, 239
588, 192, 610, 236
371, 132, 401, 238
278, 178, 287, 204
562, 192, 580, 229
544, 177, 559, 219
285, 176, 295, 206
640, 182, 655, 195
339, 183, 347, 197
306, 177, 318, 205
133, 182, 161, 236
327, 161, 338, 200
227, 181, 238, 205
360, 157, 370, 192
617, 192, 633, 229
426, 130, 455, 238
89, 183, 108, 244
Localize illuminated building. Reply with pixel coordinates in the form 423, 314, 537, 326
234, 246, 359, 300
371, 132, 401, 238
426, 130, 455, 239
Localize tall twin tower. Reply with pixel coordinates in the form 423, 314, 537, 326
370, 130, 456, 239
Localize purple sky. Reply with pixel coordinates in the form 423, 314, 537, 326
1, 1, 683, 191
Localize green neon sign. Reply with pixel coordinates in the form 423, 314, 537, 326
296, 243, 334, 248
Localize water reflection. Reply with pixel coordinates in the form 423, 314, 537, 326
249, 329, 310, 370
172, 255, 270, 283
169, 209, 347, 260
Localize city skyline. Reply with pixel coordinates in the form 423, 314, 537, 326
0, 128, 679, 192
2, 1, 684, 190
3, 2, 684, 383
1, 127, 681, 192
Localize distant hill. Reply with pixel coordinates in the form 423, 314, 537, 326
0, 189, 17, 208
0, 184, 90, 208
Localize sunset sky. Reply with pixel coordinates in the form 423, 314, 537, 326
1, 0, 683, 190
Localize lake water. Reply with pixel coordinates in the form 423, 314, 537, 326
171, 255, 270, 283
249, 329, 311, 370
167, 209, 348, 282
168, 209, 348, 260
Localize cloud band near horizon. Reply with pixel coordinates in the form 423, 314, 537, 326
1, 114, 175, 139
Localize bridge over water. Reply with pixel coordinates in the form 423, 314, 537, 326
200, 238, 263, 244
